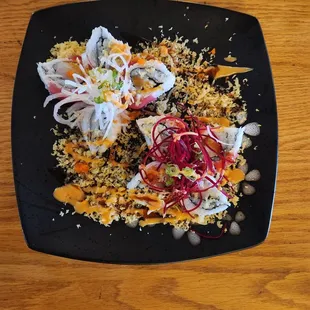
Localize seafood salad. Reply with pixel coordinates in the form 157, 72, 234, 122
38, 26, 260, 243
38, 27, 175, 154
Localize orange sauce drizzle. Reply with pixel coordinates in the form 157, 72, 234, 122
64, 143, 103, 164
53, 184, 115, 225
128, 191, 163, 213
196, 116, 230, 127
214, 65, 252, 80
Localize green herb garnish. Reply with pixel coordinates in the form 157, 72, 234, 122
165, 176, 174, 186
98, 81, 110, 89
181, 167, 200, 181
112, 70, 118, 80
115, 81, 123, 90
165, 164, 200, 181
94, 96, 104, 104
166, 164, 180, 177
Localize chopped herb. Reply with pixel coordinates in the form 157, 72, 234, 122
166, 164, 199, 181
166, 164, 180, 177
181, 167, 200, 181
112, 70, 118, 80
165, 176, 174, 186
94, 96, 104, 104
115, 81, 123, 90
98, 81, 109, 89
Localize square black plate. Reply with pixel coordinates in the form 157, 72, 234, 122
12, 0, 278, 264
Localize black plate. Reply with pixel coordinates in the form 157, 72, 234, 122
12, 0, 278, 264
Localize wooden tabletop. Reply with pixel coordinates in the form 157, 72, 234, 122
1, 0, 310, 309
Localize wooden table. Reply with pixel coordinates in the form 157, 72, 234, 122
1, 0, 310, 309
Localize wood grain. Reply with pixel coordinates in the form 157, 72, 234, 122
1, 0, 310, 309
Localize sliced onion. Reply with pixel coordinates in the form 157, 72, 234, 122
101, 103, 116, 140
77, 58, 88, 76
244, 122, 260, 136
106, 53, 129, 73
245, 169, 261, 182
65, 80, 78, 88
78, 107, 95, 134
53, 94, 90, 127
72, 73, 93, 91
66, 102, 87, 116
43, 93, 66, 108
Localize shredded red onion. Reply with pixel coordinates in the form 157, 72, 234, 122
191, 223, 226, 239
139, 116, 234, 215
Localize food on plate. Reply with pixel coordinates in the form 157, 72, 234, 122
38, 26, 256, 239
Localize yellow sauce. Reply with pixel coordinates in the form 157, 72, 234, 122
128, 191, 163, 213
197, 116, 230, 127
74, 162, 89, 174
126, 111, 141, 121
130, 57, 146, 65
109, 160, 129, 168
204, 136, 222, 154
122, 207, 147, 217
91, 138, 113, 148
54, 184, 85, 205
214, 65, 252, 80
75, 200, 114, 225
159, 45, 169, 57
166, 208, 192, 221
66, 63, 83, 79
65, 143, 103, 164
54, 181, 202, 227
224, 55, 237, 63
83, 186, 108, 194
208, 48, 216, 55
140, 85, 162, 95
109, 42, 131, 62
53, 184, 114, 225
132, 75, 145, 88
139, 217, 182, 227
132, 76, 162, 95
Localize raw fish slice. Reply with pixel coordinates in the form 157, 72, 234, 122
127, 161, 166, 190
37, 59, 82, 95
